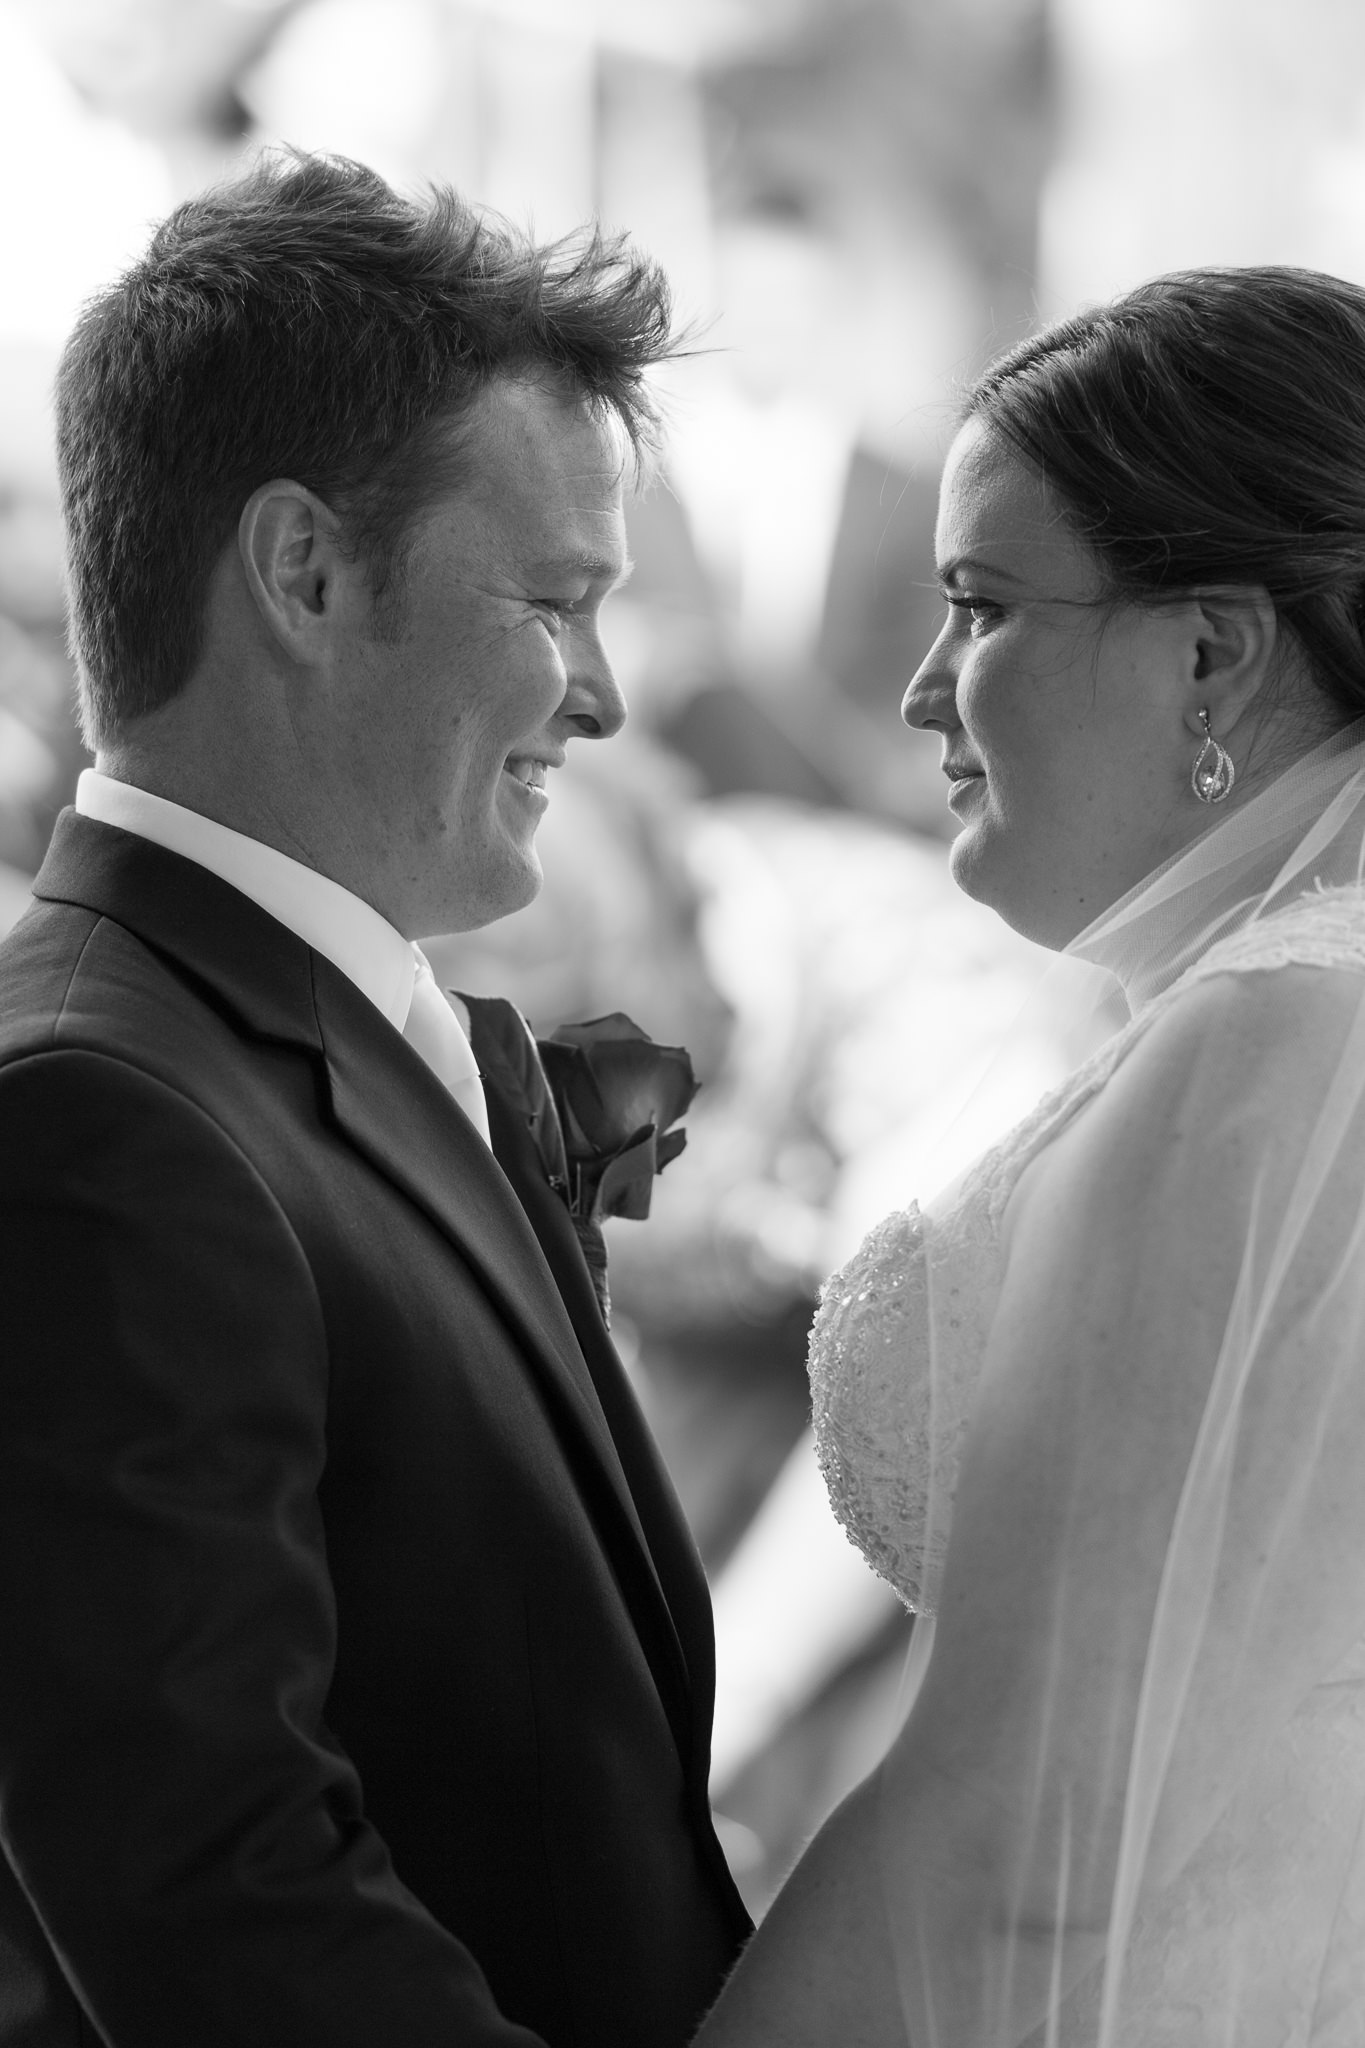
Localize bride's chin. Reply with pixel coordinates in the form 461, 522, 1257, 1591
947, 827, 1040, 938
946, 823, 992, 902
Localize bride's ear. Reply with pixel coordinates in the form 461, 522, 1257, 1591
1184, 586, 1279, 741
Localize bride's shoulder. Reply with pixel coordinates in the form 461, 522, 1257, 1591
1189, 881, 1365, 983
1150, 883, 1365, 1073
1026, 891, 1365, 1219
949, 886, 1365, 1242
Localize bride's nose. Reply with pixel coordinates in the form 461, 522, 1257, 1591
902, 622, 959, 732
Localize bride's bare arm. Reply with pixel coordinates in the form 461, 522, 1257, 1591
695, 964, 1365, 2046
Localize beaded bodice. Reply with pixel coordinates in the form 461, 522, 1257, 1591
808, 885, 1365, 1616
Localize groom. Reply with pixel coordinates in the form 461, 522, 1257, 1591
0, 155, 749, 2044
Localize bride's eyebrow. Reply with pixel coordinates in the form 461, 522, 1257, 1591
938, 556, 1025, 588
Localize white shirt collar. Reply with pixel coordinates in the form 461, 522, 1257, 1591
76, 769, 416, 1029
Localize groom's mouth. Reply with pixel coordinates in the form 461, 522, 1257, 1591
503, 756, 550, 791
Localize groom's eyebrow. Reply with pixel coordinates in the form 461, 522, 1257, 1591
938, 555, 1026, 588
534, 547, 636, 590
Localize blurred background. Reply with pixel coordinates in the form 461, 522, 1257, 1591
5, 0, 1365, 1917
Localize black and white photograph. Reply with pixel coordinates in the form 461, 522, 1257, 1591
3, 2, 1365, 2042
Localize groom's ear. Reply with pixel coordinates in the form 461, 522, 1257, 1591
237, 480, 350, 667
1184, 585, 1279, 741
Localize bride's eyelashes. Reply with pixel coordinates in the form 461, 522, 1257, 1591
942, 591, 1007, 634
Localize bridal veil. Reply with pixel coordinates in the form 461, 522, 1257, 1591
875, 718, 1365, 2045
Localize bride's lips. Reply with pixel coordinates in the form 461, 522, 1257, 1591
944, 762, 986, 809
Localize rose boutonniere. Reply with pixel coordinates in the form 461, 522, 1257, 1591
458, 995, 696, 1327
536, 1015, 697, 1324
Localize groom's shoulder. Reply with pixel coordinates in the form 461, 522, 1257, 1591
3, 812, 322, 1076
0, 887, 117, 1048
0, 878, 313, 1170
0, 899, 213, 1200
0, 889, 340, 1260
0, 884, 197, 1060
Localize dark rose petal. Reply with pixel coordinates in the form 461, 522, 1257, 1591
552, 1014, 652, 1049
590, 1128, 663, 1222
656, 1127, 687, 1172
538, 1041, 608, 1154
543, 1015, 697, 1157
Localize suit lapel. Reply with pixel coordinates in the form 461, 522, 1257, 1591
315, 969, 697, 1762
315, 962, 606, 1416
471, 1028, 714, 1729
33, 813, 698, 1764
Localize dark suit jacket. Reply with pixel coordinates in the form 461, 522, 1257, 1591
0, 812, 749, 2047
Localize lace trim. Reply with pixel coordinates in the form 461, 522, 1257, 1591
1184, 880, 1365, 979
809, 1207, 929, 1607
808, 886, 1365, 1614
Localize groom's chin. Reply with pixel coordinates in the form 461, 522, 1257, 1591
438, 854, 544, 938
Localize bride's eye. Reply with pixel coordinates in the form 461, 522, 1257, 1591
945, 593, 1005, 636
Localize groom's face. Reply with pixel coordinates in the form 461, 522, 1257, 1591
329, 377, 630, 940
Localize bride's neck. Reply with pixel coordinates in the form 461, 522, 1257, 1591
1068, 720, 1365, 1008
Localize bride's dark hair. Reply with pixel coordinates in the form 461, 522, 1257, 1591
968, 267, 1365, 719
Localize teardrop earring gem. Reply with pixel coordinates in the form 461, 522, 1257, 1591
1191, 709, 1235, 804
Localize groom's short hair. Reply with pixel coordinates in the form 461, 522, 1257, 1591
56, 150, 676, 747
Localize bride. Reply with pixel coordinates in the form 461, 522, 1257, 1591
694, 266, 1365, 2046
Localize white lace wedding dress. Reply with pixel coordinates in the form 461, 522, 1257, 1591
809, 885, 1365, 2046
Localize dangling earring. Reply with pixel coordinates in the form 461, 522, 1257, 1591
1191, 708, 1235, 804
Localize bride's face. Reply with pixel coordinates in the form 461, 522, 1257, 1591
903, 417, 1207, 949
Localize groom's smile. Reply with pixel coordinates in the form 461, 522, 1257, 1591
321, 375, 630, 942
